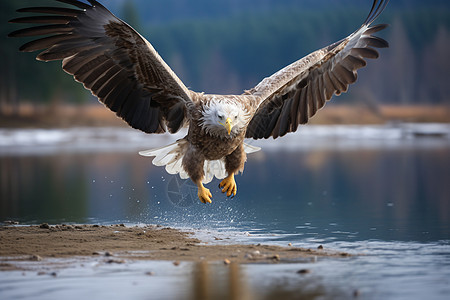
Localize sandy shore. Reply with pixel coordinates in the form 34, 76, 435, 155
0, 224, 347, 270
1, 104, 449, 128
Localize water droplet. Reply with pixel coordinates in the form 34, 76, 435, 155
92, 180, 96, 183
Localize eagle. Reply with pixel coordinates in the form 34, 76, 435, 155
9, 0, 389, 204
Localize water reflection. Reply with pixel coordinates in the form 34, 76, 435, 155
0, 126, 449, 243
189, 261, 344, 300
190, 262, 251, 300
1, 126, 450, 300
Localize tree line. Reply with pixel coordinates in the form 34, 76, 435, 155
1, 0, 449, 114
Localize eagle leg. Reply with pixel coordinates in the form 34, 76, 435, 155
219, 173, 237, 197
197, 182, 212, 204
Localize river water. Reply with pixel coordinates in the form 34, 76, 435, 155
1, 124, 449, 299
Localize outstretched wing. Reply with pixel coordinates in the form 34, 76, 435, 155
246, 0, 389, 139
9, 0, 193, 134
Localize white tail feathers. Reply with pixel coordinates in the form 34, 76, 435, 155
139, 139, 190, 180
139, 140, 261, 184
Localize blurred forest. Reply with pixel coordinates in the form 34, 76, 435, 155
1, 0, 450, 118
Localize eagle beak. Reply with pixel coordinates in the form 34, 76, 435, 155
224, 117, 232, 135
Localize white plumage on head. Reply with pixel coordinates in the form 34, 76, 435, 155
200, 98, 251, 138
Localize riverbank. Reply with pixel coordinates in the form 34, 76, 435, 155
1, 104, 449, 129
0, 224, 346, 271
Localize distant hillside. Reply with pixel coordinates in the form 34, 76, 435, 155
105, 0, 450, 24
1, 0, 450, 110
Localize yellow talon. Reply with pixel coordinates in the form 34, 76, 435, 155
197, 183, 212, 204
219, 173, 237, 197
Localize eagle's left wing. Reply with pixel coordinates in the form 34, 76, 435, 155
246, 0, 389, 139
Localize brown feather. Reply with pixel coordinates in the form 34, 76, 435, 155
299, 85, 309, 124
16, 7, 81, 17
9, 16, 75, 24
8, 24, 72, 37
351, 47, 379, 59
19, 34, 80, 52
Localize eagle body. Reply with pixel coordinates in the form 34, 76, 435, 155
9, 0, 390, 203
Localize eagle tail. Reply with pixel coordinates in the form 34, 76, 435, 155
139, 139, 190, 180
139, 141, 261, 184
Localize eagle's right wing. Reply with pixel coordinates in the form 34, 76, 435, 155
9, 0, 194, 134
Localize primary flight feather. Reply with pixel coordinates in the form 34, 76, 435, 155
9, 0, 390, 203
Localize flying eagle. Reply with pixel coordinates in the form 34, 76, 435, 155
9, 0, 389, 203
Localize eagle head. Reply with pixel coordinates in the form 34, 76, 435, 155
200, 99, 250, 138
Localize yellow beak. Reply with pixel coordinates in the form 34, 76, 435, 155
221, 117, 232, 135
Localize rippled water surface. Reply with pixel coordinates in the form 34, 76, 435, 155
1, 124, 449, 299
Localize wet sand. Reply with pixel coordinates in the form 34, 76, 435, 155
0, 224, 347, 270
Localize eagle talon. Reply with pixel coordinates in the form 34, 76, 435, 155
197, 183, 212, 204
219, 174, 237, 197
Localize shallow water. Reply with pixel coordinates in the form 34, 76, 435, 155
1, 124, 450, 299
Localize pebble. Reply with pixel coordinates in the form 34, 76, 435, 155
39, 223, 50, 229
105, 259, 125, 264
288, 243, 292, 247
36, 271, 57, 277
318, 245, 324, 250
244, 253, 253, 260
29, 255, 42, 261
173, 261, 180, 266
223, 259, 231, 265
104, 251, 113, 257
145, 271, 155, 276
297, 269, 311, 275
272, 254, 280, 261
